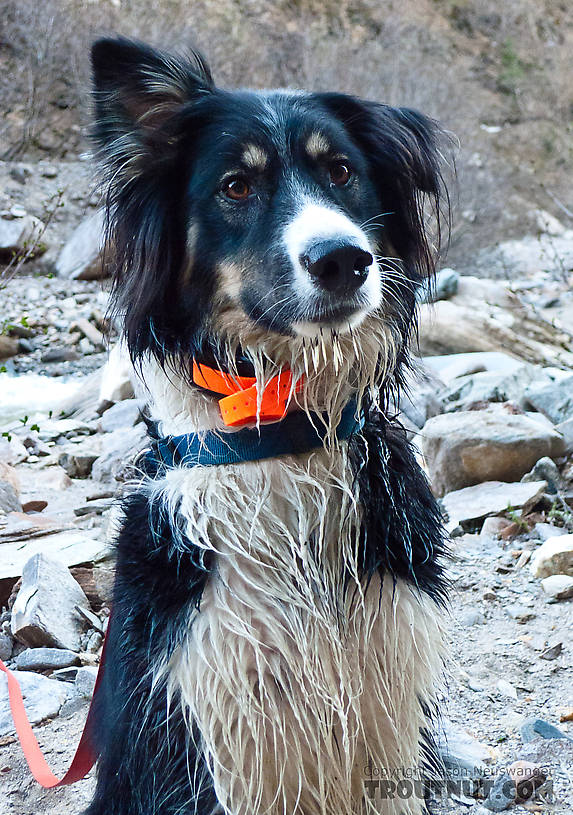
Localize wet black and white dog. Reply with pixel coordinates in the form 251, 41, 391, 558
87, 37, 449, 815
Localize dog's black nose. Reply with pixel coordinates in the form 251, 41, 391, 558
301, 240, 373, 295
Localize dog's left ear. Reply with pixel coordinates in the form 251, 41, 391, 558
316, 93, 443, 196
315, 93, 448, 278
91, 37, 214, 183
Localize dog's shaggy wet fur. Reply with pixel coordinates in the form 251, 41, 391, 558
86, 37, 450, 815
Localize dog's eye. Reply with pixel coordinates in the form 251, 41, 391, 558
329, 162, 352, 187
223, 177, 251, 201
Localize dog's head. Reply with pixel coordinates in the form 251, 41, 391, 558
92, 38, 447, 401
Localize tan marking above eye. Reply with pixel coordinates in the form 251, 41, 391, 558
305, 132, 331, 159
241, 143, 268, 171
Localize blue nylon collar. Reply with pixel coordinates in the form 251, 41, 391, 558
145, 399, 363, 473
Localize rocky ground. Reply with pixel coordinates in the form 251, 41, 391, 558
1, 164, 573, 814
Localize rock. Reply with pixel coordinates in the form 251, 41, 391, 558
531, 534, 573, 578
73, 665, 99, 699
423, 352, 524, 384
459, 608, 485, 626
70, 317, 105, 349
58, 446, 100, 479
0, 529, 112, 581
0, 480, 21, 513
52, 667, 79, 682
441, 480, 546, 530
70, 565, 115, 611
437, 719, 492, 778
539, 641, 563, 660
0, 434, 28, 464
0, 213, 46, 257
507, 759, 546, 802
98, 343, 135, 405
417, 267, 459, 303
482, 772, 515, 811
11, 553, 90, 651
14, 647, 81, 671
520, 718, 572, 743
534, 209, 565, 236
533, 522, 568, 541
0, 671, 68, 737
55, 210, 107, 280
556, 417, 573, 454
478, 232, 573, 277
505, 604, 535, 623
439, 364, 548, 413
91, 423, 147, 482
497, 679, 518, 699
21, 499, 48, 513
524, 373, 573, 424
97, 398, 144, 432
0, 335, 19, 360
398, 368, 444, 429
0, 462, 19, 495
41, 347, 81, 363
521, 456, 561, 493
540, 574, 573, 601
421, 406, 563, 496
481, 516, 513, 539
0, 633, 13, 661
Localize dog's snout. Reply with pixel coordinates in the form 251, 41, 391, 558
300, 240, 373, 294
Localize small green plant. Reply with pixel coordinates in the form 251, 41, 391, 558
497, 39, 527, 95
1, 431, 12, 442
505, 504, 529, 532
548, 497, 573, 531
19, 415, 28, 426
0, 366, 7, 373
30, 423, 40, 432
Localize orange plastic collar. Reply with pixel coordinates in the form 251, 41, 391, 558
192, 360, 303, 427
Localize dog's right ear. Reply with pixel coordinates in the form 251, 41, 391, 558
91, 37, 213, 182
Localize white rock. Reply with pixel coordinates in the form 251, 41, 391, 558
0, 530, 111, 581
98, 343, 135, 404
0, 671, 68, 737
56, 210, 107, 280
442, 480, 547, 530
540, 574, 573, 601
422, 352, 524, 384
11, 553, 90, 651
534, 209, 566, 236
0, 214, 46, 254
531, 535, 573, 578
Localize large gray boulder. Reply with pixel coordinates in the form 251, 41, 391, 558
421, 406, 564, 496
11, 553, 90, 651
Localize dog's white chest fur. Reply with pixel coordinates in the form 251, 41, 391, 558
161, 447, 444, 815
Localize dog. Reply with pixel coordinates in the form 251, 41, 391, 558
86, 37, 450, 815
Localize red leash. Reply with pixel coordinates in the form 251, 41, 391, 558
0, 635, 107, 786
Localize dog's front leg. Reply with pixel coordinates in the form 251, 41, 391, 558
84, 492, 217, 815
